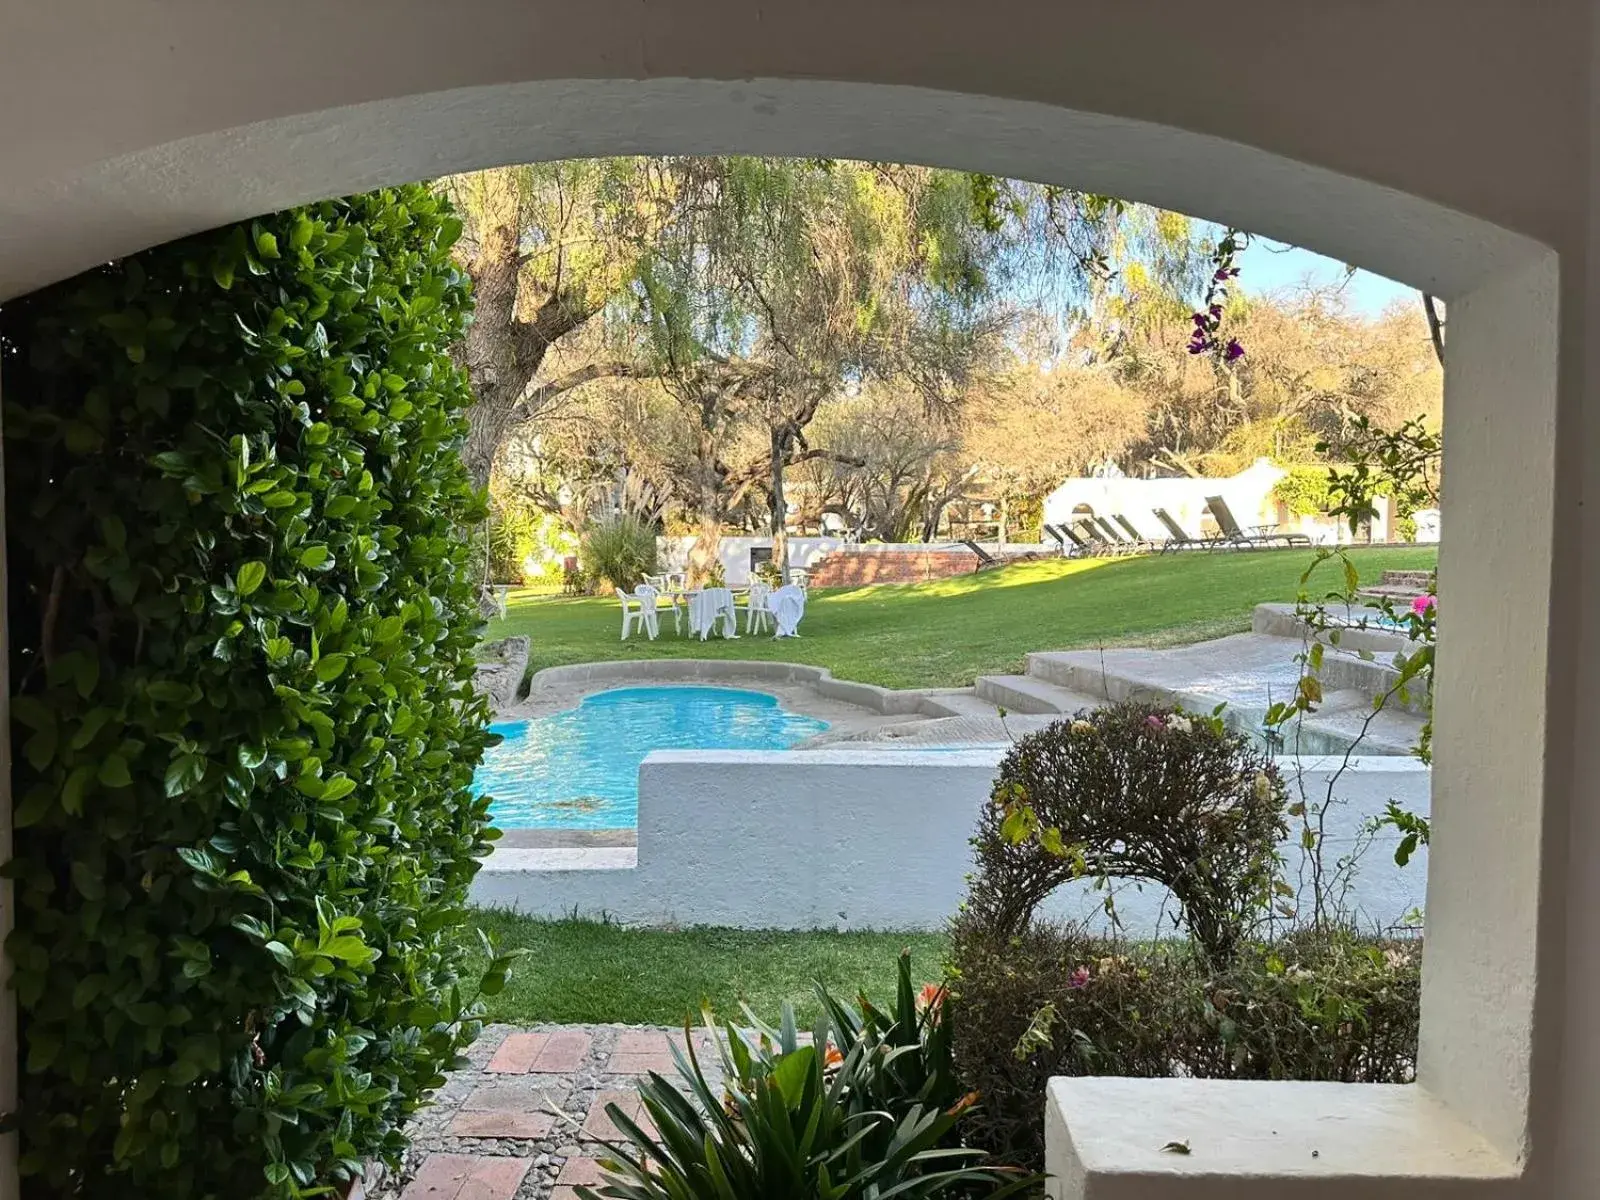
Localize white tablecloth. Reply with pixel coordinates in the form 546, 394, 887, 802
769, 585, 806, 637
687, 588, 739, 640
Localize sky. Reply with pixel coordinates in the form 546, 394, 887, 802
1233, 237, 1418, 317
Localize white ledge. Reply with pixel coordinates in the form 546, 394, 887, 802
1045, 1078, 1520, 1199
476, 847, 637, 873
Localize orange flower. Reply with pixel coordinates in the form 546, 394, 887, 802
824, 1045, 843, 1067
917, 983, 948, 1015
946, 1090, 980, 1117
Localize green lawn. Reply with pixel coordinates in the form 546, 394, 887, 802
459, 911, 948, 1027
488, 546, 1437, 690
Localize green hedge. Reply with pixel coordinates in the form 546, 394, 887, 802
1271, 465, 1335, 517
2, 186, 502, 1197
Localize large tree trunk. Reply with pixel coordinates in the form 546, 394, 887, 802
769, 426, 790, 578
686, 432, 727, 587
457, 171, 595, 492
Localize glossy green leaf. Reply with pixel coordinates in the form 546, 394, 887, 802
236, 561, 267, 595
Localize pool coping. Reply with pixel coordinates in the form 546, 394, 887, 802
521, 658, 983, 719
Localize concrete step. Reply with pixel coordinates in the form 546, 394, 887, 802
1023, 637, 1428, 756
973, 673, 1103, 715
917, 689, 1010, 718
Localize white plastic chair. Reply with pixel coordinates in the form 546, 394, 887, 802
645, 575, 685, 633
744, 581, 773, 634
787, 568, 810, 593
617, 587, 660, 641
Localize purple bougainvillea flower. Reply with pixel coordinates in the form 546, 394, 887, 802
1225, 339, 1245, 361
1209, 304, 1223, 316
1411, 593, 1437, 615
1069, 966, 1092, 989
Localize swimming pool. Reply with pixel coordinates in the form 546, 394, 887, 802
476, 686, 831, 829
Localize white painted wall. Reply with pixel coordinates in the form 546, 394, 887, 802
472, 749, 1430, 934
656, 536, 843, 586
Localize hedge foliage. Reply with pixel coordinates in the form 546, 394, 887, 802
1271, 465, 1335, 517
949, 925, 1421, 1169
1, 186, 502, 1197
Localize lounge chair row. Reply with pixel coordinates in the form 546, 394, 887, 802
1043, 496, 1311, 557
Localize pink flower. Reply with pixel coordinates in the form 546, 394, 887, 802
1069, 966, 1092, 989
1144, 715, 1166, 733
1411, 594, 1437, 615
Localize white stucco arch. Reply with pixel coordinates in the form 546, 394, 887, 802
2, 4, 1597, 1199
0, 77, 1545, 303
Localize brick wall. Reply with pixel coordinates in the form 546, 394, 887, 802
807, 546, 982, 585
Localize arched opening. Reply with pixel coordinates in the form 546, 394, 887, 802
1, 10, 1587, 1196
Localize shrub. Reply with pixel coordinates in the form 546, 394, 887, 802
754, 559, 786, 588
806, 951, 965, 1145
579, 514, 658, 591
950, 705, 1417, 1169
1271, 465, 1335, 516
948, 925, 1420, 1169
581, 1000, 1034, 1200
974, 703, 1287, 964
1, 187, 510, 1197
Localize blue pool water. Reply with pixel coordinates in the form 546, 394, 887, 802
477, 686, 831, 830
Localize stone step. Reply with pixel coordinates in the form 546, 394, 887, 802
1023, 636, 1428, 756
917, 689, 1010, 718
973, 673, 1103, 715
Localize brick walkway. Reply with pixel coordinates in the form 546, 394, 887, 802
370, 1024, 725, 1200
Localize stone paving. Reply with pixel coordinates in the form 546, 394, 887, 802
372, 1024, 725, 1200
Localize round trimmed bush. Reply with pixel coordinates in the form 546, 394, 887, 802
2, 186, 500, 1197
969, 702, 1287, 964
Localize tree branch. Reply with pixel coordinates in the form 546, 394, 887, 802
1422, 293, 1446, 366
511, 361, 645, 421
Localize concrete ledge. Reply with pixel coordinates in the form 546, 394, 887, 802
480, 847, 636, 872
1045, 1078, 1518, 1199
1254, 602, 1413, 655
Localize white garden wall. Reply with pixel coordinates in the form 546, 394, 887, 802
472, 747, 1430, 933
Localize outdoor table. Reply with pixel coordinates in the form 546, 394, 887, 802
769, 584, 806, 637
686, 587, 739, 640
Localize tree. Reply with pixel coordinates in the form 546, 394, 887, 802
801, 385, 974, 541
962, 365, 1149, 509
443, 161, 660, 490
618, 158, 1014, 579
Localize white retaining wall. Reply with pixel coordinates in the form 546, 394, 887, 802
472, 748, 1430, 932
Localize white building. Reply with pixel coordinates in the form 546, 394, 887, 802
1043, 457, 1288, 540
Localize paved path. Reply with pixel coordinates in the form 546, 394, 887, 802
371, 1024, 724, 1200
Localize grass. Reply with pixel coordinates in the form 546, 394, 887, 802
459, 910, 948, 1027
488, 545, 1438, 690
